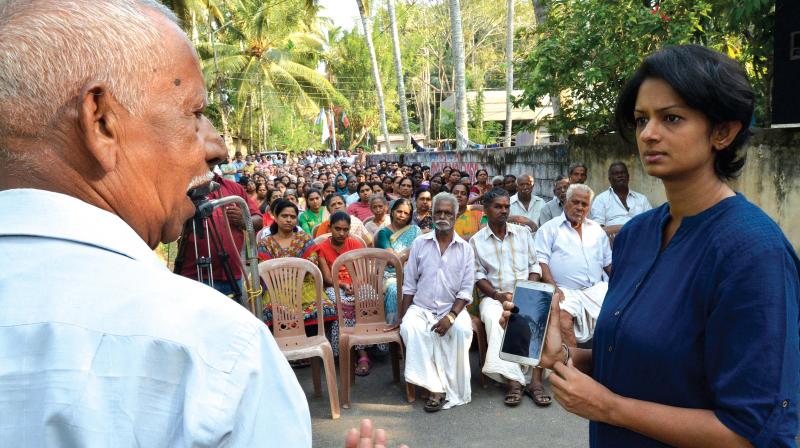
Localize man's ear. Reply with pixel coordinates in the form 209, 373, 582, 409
78, 83, 122, 173
711, 121, 744, 151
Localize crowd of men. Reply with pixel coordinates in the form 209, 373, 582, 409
184, 147, 653, 412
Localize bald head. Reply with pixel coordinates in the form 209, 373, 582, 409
0, 0, 178, 143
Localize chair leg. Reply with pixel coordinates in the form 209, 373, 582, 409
339, 338, 351, 409
350, 346, 356, 386
311, 357, 322, 398
405, 382, 415, 403
390, 343, 401, 383
477, 324, 489, 388
321, 345, 341, 419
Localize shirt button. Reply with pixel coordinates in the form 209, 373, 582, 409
635, 282, 641, 289
614, 310, 621, 316
607, 346, 613, 352
782, 400, 790, 408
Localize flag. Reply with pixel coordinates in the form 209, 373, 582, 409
341, 110, 350, 129
317, 108, 329, 144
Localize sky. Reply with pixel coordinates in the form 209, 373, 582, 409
318, 0, 360, 33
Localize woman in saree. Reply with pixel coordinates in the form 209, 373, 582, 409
452, 182, 486, 240
468, 168, 490, 204
298, 188, 326, 234
257, 200, 339, 353
373, 198, 419, 325
317, 212, 370, 373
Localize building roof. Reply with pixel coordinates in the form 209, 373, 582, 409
440, 90, 553, 123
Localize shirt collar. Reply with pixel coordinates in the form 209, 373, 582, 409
0, 189, 167, 270
482, 222, 520, 241
420, 229, 467, 246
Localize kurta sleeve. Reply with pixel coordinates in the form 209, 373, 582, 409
457, 244, 475, 302
470, 236, 488, 282
706, 241, 799, 446
402, 239, 420, 296
523, 227, 542, 276
533, 223, 555, 266
589, 194, 606, 225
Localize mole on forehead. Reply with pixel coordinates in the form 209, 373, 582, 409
173, 78, 181, 86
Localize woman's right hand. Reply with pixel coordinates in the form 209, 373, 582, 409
500, 292, 564, 369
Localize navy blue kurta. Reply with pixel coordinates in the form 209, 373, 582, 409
592, 194, 799, 447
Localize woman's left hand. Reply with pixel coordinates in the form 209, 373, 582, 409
549, 359, 619, 423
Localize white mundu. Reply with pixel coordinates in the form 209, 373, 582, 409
0, 189, 311, 447
471, 223, 540, 386
401, 232, 474, 409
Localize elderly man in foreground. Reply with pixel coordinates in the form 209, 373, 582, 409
534, 184, 612, 347
399, 192, 475, 412
0, 1, 398, 446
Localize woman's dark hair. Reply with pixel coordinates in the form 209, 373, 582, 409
304, 187, 322, 201
269, 199, 299, 234
356, 182, 371, 194
390, 198, 413, 226
414, 187, 431, 199
329, 211, 351, 226
615, 44, 754, 180
482, 187, 510, 208
324, 193, 344, 208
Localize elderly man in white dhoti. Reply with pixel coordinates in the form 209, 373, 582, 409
397, 192, 475, 413
471, 188, 552, 408
534, 184, 612, 348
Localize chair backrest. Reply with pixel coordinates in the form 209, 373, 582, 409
314, 233, 331, 245
258, 257, 324, 340
330, 248, 402, 327
350, 234, 367, 248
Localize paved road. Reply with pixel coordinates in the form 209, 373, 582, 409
296, 350, 589, 448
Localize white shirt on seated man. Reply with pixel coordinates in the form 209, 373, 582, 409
398, 192, 475, 412
534, 184, 612, 347
589, 162, 652, 237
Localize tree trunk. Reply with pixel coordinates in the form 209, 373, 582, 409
356, 0, 392, 153
504, 0, 514, 147
532, 0, 561, 142
386, 0, 411, 149
448, 0, 469, 150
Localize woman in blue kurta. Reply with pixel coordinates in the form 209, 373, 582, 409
512, 45, 798, 447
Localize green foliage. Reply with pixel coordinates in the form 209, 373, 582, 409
515, 0, 775, 136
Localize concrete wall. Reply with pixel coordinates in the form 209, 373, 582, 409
367, 128, 800, 249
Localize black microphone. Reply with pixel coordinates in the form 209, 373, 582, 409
187, 180, 220, 201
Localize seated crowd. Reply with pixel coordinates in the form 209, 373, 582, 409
189, 151, 652, 412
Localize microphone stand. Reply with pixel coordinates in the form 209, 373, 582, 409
198, 196, 262, 316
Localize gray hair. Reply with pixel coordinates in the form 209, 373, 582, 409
0, 0, 178, 141
566, 184, 594, 202
432, 192, 458, 214
491, 175, 504, 185
368, 193, 387, 205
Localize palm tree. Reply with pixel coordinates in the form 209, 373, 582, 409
193, 0, 346, 152
355, 0, 392, 153
448, 0, 469, 150
504, 0, 514, 147
386, 0, 411, 149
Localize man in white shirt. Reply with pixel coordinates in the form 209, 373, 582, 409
509, 174, 546, 232
399, 192, 475, 412
471, 188, 552, 408
0, 1, 314, 445
589, 162, 652, 238
534, 184, 612, 348
538, 175, 569, 227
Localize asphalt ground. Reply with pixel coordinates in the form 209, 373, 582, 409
295, 349, 590, 448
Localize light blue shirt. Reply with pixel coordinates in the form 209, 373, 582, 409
0, 189, 311, 447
